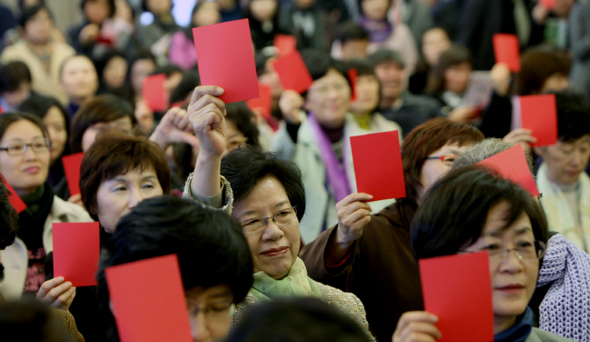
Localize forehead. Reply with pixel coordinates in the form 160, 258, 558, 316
185, 284, 232, 302
63, 57, 94, 72
233, 176, 290, 216
1, 120, 44, 141
482, 202, 533, 237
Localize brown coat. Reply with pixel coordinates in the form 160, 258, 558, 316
300, 199, 424, 342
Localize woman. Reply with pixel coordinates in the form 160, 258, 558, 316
182, 85, 374, 340
0, 112, 92, 302
394, 165, 572, 342
18, 95, 70, 187
245, 0, 289, 52
0, 5, 75, 104
137, 0, 180, 65
300, 117, 484, 342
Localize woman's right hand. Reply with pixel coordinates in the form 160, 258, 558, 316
278, 90, 304, 125
36, 277, 76, 311
392, 311, 441, 342
186, 86, 227, 158
335, 193, 373, 247
490, 63, 512, 97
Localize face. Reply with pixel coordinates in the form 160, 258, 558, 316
349, 74, 380, 115
131, 59, 156, 95
0, 120, 50, 196
24, 9, 52, 44
103, 56, 128, 89
146, 0, 171, 15
232, 176, 300, 279
535, 136, 590, 185
374, 61, 404, 102
540, 73, 568, 94
418, 142, 472, 202
185, 285, 234, 342
193, 1, 220, 27
43, 106, 67, 164
304, 69, 351, 129
165, 72, 183, 96
293, 0, 314, 10
341, 39, 369, 61
2, 82, 31, 108
95, 166, 163, 233
81, 116, 133, 151
224, 120, 248, 152
249, 0, 277, 22
85, 0, 111, 24
361, 0, 390, 20
463, 202, 539, 332
60, 57, 99, 103
258, 58, 283, 98
422, 28, 450, 67
444, 62, 472, 94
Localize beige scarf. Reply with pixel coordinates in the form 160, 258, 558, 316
250, 258, 322, 301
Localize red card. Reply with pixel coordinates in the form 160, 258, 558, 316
273, 34, 297, 56
246, 84, 272, 119
142, 74, 168, 112
493, 34, 521, 72
193, 19, 259, 103
62, 152, 84, 196
350, 131, 405, 201
477, 144, 540, 196
52, 222, 100, 287
1, 175, 27, 213
0, 106, 3, 114
518, 94, 558, 147
540, 0, 556, 10
419, 252, 494, 342
273, 51, 313, 94
348, 68, 358, 101
105, 255, 193, 342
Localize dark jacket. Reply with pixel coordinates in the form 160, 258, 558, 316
300, 199, 424, 342
379, 91, 442, 138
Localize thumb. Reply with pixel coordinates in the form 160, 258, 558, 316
172, 130, 200, 147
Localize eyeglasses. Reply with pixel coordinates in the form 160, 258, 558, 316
188, 302, 235, 321
240, 206, 297, 231
425, 155, 457, 165
0, 139, 51, 156
461, 240, 546, 261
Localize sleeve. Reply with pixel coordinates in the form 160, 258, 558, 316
182, 173, 233, 215
48, 309, 85, 342
478, 91, 513, 138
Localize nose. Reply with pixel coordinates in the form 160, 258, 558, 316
570, 149, 582, 167
497, 249, 525, 273
261, 219, 284, 241
127, 188, 145, 209
22, 144, 39, 161
190, 311, 211, 342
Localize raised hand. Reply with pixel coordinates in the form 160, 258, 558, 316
150, 106, 200, 150
335, 192, 374, 247
503, 128, 537, 154
36, 277, 76, 311
186, 86, 227, 158
392, 311, 441, 342
278, 90, 304, 125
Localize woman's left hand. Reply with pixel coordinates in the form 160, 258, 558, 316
36, 277, 76, 311
149, 107, 200, 150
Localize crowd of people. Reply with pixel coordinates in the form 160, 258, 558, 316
1, 0, 590, 341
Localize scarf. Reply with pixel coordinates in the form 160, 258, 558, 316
537, 234, 590, 342
250, 258, 322, 301
494, 307, 533, 342
360, 17, 393, 43
308, 114, 351, 203
18, 183, 54, 251
537, 163, 590, 252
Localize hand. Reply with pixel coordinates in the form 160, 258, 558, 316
448, 106, 479, 124
186, 86, 227, 158
135, 100, 155, 135
392, 311, 441, 342
532, 3, 550, 24
79, 24, 100, 44
150, 106, 200, 150
490, 63, 512, 97
37, 277, 76, 311
67, 194, 84, 208
503, 128, 537, 154
278, 90, 304, 124
335, 193, 373, 247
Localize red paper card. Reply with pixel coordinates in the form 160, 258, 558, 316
62, 152, 84, 196
52, 222, 100, 287
540, 0, 556, 10
193, 19, 259, 103
273, 34, 297, 56
493, 34, 521, 72
348, 68, 358, 101
350, 131, 406, 201
273, 51, 313, 94
142, 74, 168, 112
518, 94, 558, 147
105, 255, 193, 342
246, 84, 272, 119
1, 175, 27, 213
477, 144, 540, 196
419, 252, 494, 342
0, 106, 3, 114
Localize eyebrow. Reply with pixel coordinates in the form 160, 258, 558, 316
482, 227, 533, 237
238, 200, 291, 219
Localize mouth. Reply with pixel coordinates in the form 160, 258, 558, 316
261, 246, 288, 257
24, 166, 41, 174
495, 284, 525, 294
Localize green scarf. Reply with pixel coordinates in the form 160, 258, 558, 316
251, 258, 322, 301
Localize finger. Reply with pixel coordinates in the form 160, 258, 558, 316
44, 281, 73, 304
343, 208, 372, 225
171, 130, 200, 147
192, 93, 227, 115
37, 277, 64, 299
345, 214, 371, 231
396, 312, 439, 332
57, 287, 76, 310
336, 193, 374, 210
398, 322, 442, 341
189, 86, 225, 107
194, 104, 225, 132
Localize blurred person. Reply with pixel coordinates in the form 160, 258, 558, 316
137, 0, 181, 65
408, 26, 451, 94
531, 0, 574, 49
217, 0, 243, 22
0, 5, 75, 104
389, 0, 434, 48
67, 0, 114, 58
0, 61, 36, 112
246, 0, 290, 52
59, 55, 99, 118
255, 51, 283, 128
330, 22, 370, 61
278, 0, 327, 51
127, 49, 156, 108
568, 0, 590, 102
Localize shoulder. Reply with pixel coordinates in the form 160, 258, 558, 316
47, 309, 85, 342
315, 281, 364, 308
50, 196, 93, 223
527, 328, 575, 342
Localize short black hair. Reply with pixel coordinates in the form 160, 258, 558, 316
0, 177, 18, 250
411, 166, 548, 260
300, 49, 336, 82
0, 61, 32, 93
221, 146, 306, 221
97, 195, 253, 342
554, 91, 590, 142
19, 4, 53, 27
226, 297, 373, 342
18, 95, 70, 144
368, 49, 406, 69
225, 102, 260, 148
169, 68, 200, 104
346, 59, 376, 78
335, 22, 369, 45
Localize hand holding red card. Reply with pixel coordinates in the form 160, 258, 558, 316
193, 19, 259, 103
516, 94, 558, 147
493, 34, 521, 72
53, 222, 100, 287
273, 51, 313, 94
274, 34, 297, 56
477, 144, 540, 196
142, 74, 168, 112
246, 84, 272, 119
350, 131, 405, 201
419, 252, 494, 342
62, 152, 84, 196
105, 254, 193, 342
2, 175, 27, 213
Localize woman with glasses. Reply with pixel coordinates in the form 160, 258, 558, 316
393, 166, 572, 342
182, 85, 375, 340
0, 112, 92, 304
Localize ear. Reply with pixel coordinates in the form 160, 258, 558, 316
533, 146, 545, 157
